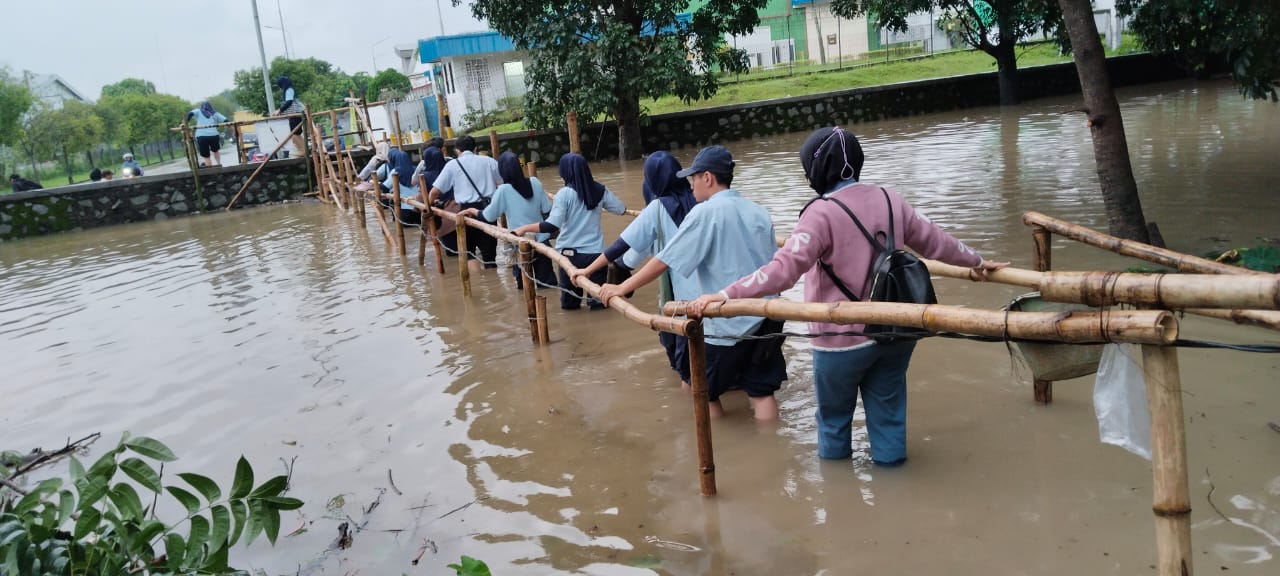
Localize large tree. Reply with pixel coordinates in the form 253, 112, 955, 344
1119, 0, 1279, 101
1057, 0, 1150, 242
0, 68, 34, 149
366, 68, 411, 101
832, 1, 1062, 105
231, 57, 355, 115
468, 0, 767, 160
100, 78, 157, 99
42, 101, 105, 184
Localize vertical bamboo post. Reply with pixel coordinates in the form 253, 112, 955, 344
302, 108, 316, 199
535, 295, 550, 345
567, 111, 581, 154
1141, 345, 1193, 576
421, 176, 446, 274
685, 322, 717, 497
520, 240, 539, 342
393, 109, 404, 146
527, 160, 537, 178
1031, 225, 1053, 404
391, 174, 406, 256
489, 129, 500, 157
183, 125, 204, 209
328, 110, 346, 207
232, 123, 245, 164
456, 212, 471, 296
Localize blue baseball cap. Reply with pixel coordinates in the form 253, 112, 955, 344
676, 145, 735, 179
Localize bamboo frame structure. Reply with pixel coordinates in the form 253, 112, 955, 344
456, 212, 471, 297
391, 174, 406, 256
225, 120, 305, 211
567, 112, 581, 154
519, 240, 540, 343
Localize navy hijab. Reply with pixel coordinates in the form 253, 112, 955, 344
200, 101, 215, 118
275, 76, 293, 92
558, 153, 606, 210
387, 148, 416, 188
418, 145, 446, 189
642, 151, 697, 226
498, 152, 533, 199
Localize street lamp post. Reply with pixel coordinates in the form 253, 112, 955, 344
371, 36, 392, 72
251, 0, 276, 114
263, 24, 291, 59
275, 0, 289, 59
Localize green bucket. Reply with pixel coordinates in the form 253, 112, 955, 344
1006, 292, 1104, 381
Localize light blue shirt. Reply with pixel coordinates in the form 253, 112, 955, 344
545, 186, 626, 253
483, 178, 551, 242
619, 200, 699, 304
431, 151, 501, 204
190, 109, 227, 137
656, 189, 778, 345
378, 165, 419, 209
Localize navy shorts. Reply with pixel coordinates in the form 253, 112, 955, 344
196, 135, 221, 158
703, 319, 787, 402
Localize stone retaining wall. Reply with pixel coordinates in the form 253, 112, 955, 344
0, 159, 310, 241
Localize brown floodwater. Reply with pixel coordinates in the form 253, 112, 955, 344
2, 78, 1278, 575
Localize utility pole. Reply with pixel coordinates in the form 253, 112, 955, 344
276, 0, 289, 59
435, 0, 445, 36
252, 0, 277, 114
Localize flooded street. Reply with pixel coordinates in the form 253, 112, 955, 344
2, 78, 1278, 574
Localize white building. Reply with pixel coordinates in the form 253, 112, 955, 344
418, 31, 529, 130
22, 72, 89, 109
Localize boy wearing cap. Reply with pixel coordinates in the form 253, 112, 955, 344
596, 146, 785, 420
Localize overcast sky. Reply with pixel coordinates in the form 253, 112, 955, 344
1, 0, 488, 102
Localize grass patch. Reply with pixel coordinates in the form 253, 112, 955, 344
486, 36, 1143, 134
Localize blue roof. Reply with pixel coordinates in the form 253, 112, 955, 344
419, 31, 516, 63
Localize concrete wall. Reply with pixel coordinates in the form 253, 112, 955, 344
0, 158, 310, 241
487, 53, 1189, 166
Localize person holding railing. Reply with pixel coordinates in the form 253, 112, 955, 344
569, 151, 699, 387
276, 76, 306, 156
512, 153, 626, 310
686, 127, 1008, 465
184, 102, 228, 167
378, 148, 419, 226
427, 134, 501, 273
460, 152, 555, 290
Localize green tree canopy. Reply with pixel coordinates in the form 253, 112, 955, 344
205, 93, 239, 116
351, 71, 373, 99
0, 68, 34, 147
832, 1, 1063, 105
366, 68, 412, 101
100, 77, 157, 99
467, 0, 767, 159
1119, 0, 1279, 101
231, 57, 356, 115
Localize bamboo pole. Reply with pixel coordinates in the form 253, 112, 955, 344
1031, 225, 1053, 404
567, 111, 581, 154
520, 240, 539, 342
393, 108, 404, 146
1024, 211, 1264, 276
664, 299, 1178, 345
420, 174, 446, 274
302, 108, 316, 201
535, 295, 550, 345
314, 120, 345, 209
391, 174, 406, 256
226, 120, 304, 210
367, 193, 394, 248
489, 129, 500, 157
1037, 271, 1280, 310
328, 110, 349, 207
1141, 344, 1193, 576
526, 159, 538, 178
685, 322, 716, 497
456, 212, 471, 297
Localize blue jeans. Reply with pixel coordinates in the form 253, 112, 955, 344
811, 341, 916, 464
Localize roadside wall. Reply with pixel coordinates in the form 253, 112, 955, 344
0, 159, 309, 241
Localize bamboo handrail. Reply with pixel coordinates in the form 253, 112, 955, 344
1024, 211, 1269, 276
662, 299, 1177, 345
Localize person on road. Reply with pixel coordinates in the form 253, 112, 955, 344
121, 154, 143, 178
185, 102, 228, 167
276, 76, 306, 155
8, 174, 42, 192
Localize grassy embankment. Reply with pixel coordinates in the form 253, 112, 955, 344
487, 37, 1142, 134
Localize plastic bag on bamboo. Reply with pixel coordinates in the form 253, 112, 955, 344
1093, 343, 1151, 460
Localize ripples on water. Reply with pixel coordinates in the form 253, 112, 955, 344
2, 79, 1278, 575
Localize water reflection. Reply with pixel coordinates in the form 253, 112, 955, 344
1, 79, 1277, 575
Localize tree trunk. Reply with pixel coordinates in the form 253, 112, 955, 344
85, 149, 96, 169
26, 147, 39, 182
167, 139, 175, 160
993, 40, 1020, 105
61, 146, 73, 184
1058, 0, 1151, 243
615, 91, 643, 161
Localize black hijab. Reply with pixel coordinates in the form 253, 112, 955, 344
419, 145, 446, 189
642, 151, 697, 226
387, 147, 416, 188
800, 126, 864, 194
558, 153, 606, 210
498, 152, 533, 199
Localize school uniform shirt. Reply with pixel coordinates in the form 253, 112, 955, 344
483, 178, 551, 242
657, 189, 778, 346
281, 87, 304, 114
720, 182, 983, 351
545, 186, 626, 253
432, 151, 501, 204
189, 109, 227, 137
619, 199, 700, 303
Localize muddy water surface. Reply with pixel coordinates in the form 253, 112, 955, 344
2, 78, 1278, 574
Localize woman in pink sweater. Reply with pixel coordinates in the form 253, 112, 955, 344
690, 126, 1007, 466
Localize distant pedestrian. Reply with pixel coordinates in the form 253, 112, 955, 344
185, 102, 228, 167
8, 174, 42, 192
121, 154, 143, 178
276, 76, 306, 155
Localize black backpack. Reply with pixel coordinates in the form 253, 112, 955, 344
805, 187, 937, 342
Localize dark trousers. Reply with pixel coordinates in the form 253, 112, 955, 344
557, 251, 605, 310
512, 249, 557, 290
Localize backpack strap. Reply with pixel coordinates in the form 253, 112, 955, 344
879, 187, 896, 252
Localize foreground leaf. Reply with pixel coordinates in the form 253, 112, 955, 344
230, 457, 253, 500
124, 437, 177, 462
177, 472, 221, 503
165, 486, 200, 516
119, 457, 163, 493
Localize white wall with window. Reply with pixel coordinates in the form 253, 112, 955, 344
437, 52, 528, 128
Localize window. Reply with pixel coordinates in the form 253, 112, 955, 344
502, 61, 527, 99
